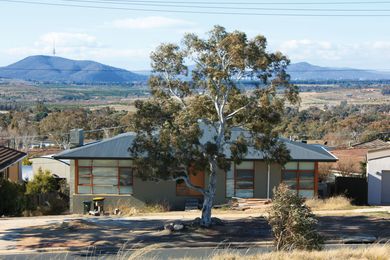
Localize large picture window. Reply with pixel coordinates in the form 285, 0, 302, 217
282, 162, 317, 198
76, 160, 133, 194
226, 161, 255, 198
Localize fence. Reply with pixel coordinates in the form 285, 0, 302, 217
335, 176, 368, 205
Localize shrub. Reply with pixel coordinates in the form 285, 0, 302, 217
267, 184, 323, 251
26, 167, 57, 194
25, 168, 69, 215
0, 179, 26, 216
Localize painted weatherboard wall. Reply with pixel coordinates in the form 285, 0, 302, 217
367, 155, 390, 205
69, 160, 228, 213
69, 159, 316, 213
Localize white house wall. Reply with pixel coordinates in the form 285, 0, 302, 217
368, 156, 390, 205
31, 158, 70, 182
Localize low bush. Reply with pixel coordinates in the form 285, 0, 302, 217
267, 184, 323, 251
26, 167, 57, 195
0, 179, 26, 216
305, 195, 353, 211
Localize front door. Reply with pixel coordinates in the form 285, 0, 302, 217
176, 171, 205, 196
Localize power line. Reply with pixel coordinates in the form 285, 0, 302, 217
2, 0, 390, 16
60, 0, 390, 12
56, 0, 390, 5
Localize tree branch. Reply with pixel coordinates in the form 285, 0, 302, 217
163, 71, 187, 108
225, 104, 249, 120
171, 175, 206, 195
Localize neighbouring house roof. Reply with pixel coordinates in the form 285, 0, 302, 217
55, 127, 337, 162
0, 146, 27, 172
351, 139, 390, 149
30, 154, 70, 166
367, 147, 390, 161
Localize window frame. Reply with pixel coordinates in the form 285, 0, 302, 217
281, 161, 318, 197
75, 160, 134, 195
225, 161, 255, 198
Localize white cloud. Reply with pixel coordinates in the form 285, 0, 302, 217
279, 40, 352, 61
110, 16, 193, 29
372, 41, 390, 50
38, 32, 99, 48
275, 39, 390, 69
3, 32, 152, 68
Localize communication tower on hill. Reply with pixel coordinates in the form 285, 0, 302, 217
52, 39, 56, 56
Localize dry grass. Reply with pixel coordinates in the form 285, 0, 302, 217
207, 244, 390, 260
107, 200, 170, 216
305, 196, 354, 211
116, 244, 160, 260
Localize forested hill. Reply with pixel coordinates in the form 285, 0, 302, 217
1, 56, 390, 83
0, 55, 147, 84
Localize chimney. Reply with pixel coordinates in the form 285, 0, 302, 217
70, 129, 84, 148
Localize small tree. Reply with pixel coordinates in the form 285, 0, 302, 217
26, 168, 57, 194
267, 184, 323, 251
130, 26, 298, 227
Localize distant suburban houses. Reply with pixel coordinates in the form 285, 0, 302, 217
54, 126, 338, 214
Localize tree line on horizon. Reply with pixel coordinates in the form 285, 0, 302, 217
0, 101, 388, 151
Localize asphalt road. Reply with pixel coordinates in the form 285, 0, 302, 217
0, 244, 379, 260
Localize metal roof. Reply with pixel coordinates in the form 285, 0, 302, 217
351, 139, 390, 149
54, 127, 337, 162
54, 133, 136, 160
0, 146, 27, 171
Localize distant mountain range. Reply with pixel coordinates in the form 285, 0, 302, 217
287, 62, 390, 81
0, 55, 147, 84
1, 55, 390, 84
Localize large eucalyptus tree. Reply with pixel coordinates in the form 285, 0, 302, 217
130, 26, 299, 227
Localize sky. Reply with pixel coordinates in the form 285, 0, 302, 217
1, 0, 390, 71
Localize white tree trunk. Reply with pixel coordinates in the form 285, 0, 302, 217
200, 160, 218, 227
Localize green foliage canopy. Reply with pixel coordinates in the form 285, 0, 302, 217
130, 26, 299, 226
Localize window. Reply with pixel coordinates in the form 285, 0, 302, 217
76, 160, 133, 194
282, 162, 316, 198
226, 161, 255, 198
119, 167, 133, 194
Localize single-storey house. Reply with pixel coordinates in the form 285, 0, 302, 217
367, 147, 390, 205
30, 155, 70, 183
55, 127, 338, 213
0, 146, 27, 182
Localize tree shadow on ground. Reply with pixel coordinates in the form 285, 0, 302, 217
317, 215, 390, 240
